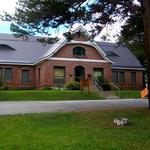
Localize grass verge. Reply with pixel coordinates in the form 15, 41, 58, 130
0, 90, 103, 101
117, 90, 141, 99
0, 109, 149, 150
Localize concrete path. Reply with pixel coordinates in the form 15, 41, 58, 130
0, 99, 148, 116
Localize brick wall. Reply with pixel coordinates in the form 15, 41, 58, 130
71, 33, 89, 41
112, 69, 143, 90
0, 32, 144, 90
0, 65, 35, 88
35, 60, 112, 88
0, 63, 143, 90
53, 44, 104, 60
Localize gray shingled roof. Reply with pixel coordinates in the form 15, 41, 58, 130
97, 42, 144, 69
0, 34, 53, 64
0, 34, 143, 69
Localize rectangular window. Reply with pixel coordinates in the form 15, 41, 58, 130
131, 72, 136, 85
112, 71, 125, 83
54, 67, 65, 84
93, 68, 103, 80
5, 68, 12, 81
112, 71, 118, 83
22, 70, 29, 83
0, 68, 3, 79
119, 72, 125, 83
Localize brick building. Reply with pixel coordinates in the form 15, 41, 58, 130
0, 26, 144, 89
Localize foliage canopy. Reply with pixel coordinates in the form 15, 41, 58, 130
1, 0, 143, 38
118, 9, 145, 65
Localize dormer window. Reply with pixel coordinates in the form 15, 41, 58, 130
0, 44, 15, 50
73, 46, 86, 56
105, 51, 119, 57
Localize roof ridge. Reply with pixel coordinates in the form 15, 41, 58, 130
96, 41, 117, 45
0, 34, 57, 44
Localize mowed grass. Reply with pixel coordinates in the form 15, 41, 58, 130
0, 109, 150, 150
0, 90, 102, 101
118, 90, 141, 99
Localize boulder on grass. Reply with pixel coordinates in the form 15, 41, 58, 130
113, 118, 129, 126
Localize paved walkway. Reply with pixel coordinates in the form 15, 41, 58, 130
0, 99, 148, 115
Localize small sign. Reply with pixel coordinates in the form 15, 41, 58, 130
80, 79, 90, 94
141, 87, 148, 98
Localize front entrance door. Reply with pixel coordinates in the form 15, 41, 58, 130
74, 66, 85, 82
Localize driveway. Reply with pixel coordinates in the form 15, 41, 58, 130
0, 99, 148, 116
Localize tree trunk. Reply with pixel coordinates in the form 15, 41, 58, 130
143, 0, 150, 109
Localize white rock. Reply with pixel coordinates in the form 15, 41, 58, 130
113, 118, 129, 126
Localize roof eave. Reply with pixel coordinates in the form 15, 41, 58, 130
112, 66, 145, 71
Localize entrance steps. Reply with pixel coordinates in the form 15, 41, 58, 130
95, 90, 119, 99
104, 91, 120, 99
93, 84, 120, 99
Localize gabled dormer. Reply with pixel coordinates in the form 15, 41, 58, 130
38, 26, 113, 64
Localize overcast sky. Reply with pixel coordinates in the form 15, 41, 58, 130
0, 0, 16, 14
0, 0, 122, 42
0, 0, 17, 33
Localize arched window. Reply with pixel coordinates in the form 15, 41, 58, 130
73, 46, 86, 56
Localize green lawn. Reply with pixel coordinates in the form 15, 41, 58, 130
0, 90, 102, 101
0, 90, 142, 101
0, 109, 150, 150
118, 90, 141, 99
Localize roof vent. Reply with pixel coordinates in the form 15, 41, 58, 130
0, 44, 15, 50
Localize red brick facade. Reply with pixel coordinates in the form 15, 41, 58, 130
112, 69, 143, 90
53, 44, 104, 60
0, 33, 144, 90
0, 65, 35, 88
35, 60, 112, 88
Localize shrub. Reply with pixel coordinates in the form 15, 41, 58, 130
2, 86, 9, 90
14, 87, 35, 90
42, 86, 52, 90
0, 77, 4, 87
66, 81, 80, 90
0, 77, 7, 90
